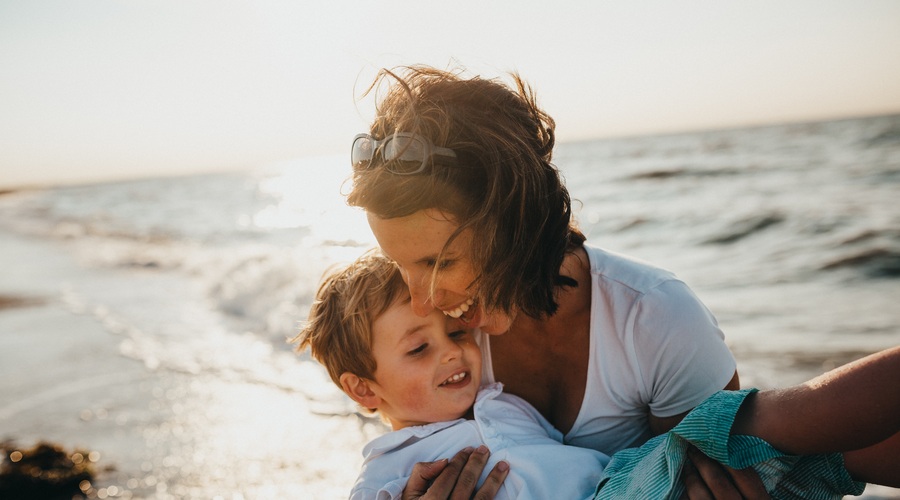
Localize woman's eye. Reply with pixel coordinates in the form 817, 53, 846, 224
425, 259, 452, 270
449, 330, 469, 341
407, 344, 427, 356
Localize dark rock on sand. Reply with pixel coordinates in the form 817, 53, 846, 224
0, 440, 98, 499
0, 295, 45, 311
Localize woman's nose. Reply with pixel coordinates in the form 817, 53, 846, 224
404, 270, 434, 317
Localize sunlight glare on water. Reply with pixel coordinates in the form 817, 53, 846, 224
248, 155, 374, 247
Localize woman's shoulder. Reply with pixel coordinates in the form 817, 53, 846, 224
581, 243, 679, 294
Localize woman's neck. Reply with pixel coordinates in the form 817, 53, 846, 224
489, 247, 592, 432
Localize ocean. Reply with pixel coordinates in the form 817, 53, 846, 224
1, 114, 898, 499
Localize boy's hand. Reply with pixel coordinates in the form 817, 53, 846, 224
402, 446, 509, 500
681, 446, 770, 500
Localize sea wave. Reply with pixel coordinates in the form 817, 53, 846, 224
820, 247, 900, 278
702, 214, 786, 245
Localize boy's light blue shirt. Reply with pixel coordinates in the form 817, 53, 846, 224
351, 383, 610, 500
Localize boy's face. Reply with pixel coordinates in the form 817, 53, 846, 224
368, 292, 481, 430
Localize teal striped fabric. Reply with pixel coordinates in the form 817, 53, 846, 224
593, 389, 865, 500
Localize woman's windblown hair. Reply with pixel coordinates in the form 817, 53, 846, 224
347, 65, 584, 318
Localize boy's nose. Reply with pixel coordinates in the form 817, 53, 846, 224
441, 339, 462, 363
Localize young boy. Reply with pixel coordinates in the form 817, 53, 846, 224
295, 250, 610, 499
295, 250, 899, 500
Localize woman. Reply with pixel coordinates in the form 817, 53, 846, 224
346, 65, 763, 498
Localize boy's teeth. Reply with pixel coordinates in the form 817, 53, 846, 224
441, 372, 467, 386
443, 298, 475, 319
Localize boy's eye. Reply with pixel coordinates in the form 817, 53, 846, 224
407, 343, 427, 356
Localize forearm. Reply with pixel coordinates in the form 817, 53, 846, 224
843, 431, 900, 487
732, 346, 900, 455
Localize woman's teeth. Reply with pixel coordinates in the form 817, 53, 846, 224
440, 372, 467, 386
444, 298, 475, 319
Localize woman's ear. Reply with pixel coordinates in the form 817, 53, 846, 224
340, 372, 380, 410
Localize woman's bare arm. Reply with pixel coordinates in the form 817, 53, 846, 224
682, 348, 900, 495
731, 346, 900, 455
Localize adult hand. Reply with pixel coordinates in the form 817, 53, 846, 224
680, 446, 770, 500
402, 445, 509, 500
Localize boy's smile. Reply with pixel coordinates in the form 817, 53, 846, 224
367, 293, 481, 430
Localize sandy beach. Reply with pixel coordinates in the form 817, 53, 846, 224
0, 229, 382, 498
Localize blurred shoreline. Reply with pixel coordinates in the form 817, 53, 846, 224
0, 228, 375, 499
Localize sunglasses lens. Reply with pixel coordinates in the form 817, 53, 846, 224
351, 133, 451, 174
384, 136, 425, 163
351, 136, 374, 167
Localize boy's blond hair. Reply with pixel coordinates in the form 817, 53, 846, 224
294, 249, 407, 389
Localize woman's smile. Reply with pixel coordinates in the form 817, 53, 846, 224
443, 298, 475, 319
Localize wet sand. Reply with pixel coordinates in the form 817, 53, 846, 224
0, 300, 372, 498
0, 230, 377, 498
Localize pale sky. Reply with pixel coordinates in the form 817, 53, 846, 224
1, 0, 899, 189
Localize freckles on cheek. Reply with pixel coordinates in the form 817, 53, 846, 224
396, 392, 430, 413
442, 273, 472, 296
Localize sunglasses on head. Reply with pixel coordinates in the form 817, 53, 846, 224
351, 133, 458, 175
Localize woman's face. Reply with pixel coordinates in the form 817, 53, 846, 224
367, 209, 515, 334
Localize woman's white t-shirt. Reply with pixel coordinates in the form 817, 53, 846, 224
479, 244, 737, 454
